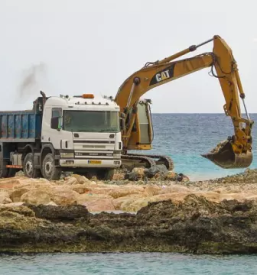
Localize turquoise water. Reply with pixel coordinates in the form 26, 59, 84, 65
1, 253, 257, 274
147, 114, 257, 180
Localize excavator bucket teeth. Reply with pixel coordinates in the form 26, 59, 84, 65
202, 140, 253, 169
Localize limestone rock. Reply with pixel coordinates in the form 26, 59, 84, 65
82, 198, 115, 212
113, 171, 125, 181
70, 184, 91, 194
70, 174, 90, 184
0, 178, 21, 190
50, 188, 79, 206
165, 171, 176, 180
21, 190, 51, 205
13, 179, 53, 191
154, 192, 189, 203
0, 191, 12, 204
125, 168, 145, 181
46, 201, 58, 206
112, 194, 143, 210
108, 186, 144, 199
89, 186, 117, 195
143, 185, 161, 196
0, 202, 24, 207
133, 168, 145, 177
10, 188, 31, 202
77, 193, 112, 204
64, 177, 78, 185
121, 196, 158, 212
3, 197, 12, 204
159, 184, 191, 194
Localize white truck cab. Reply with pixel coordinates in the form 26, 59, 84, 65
40, 94, 122, 180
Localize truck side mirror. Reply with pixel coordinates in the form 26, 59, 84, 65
51, 117, 59, 130
120, 118, 126, 131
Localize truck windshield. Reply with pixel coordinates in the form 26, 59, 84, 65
63, 110, 119, 133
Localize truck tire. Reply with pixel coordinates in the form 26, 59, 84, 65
42, 153, 61, 181
0, 160, 9, 178
97, 168, 114, 180
23, 153, 41, 178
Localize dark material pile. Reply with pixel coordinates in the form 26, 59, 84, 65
1, 195, 257, 254
124, 165, 189, 182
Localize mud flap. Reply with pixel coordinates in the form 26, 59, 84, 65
202, 140, 252, 169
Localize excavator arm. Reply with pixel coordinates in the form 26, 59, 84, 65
115, 35, 254, 169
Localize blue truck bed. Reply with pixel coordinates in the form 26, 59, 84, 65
0, 111, 42, 141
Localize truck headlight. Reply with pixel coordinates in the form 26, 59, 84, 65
60, 152, 74, 158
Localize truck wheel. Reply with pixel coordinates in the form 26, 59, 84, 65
42, 153, 61, 180
23, 153, 41, 178
0, 160, 9, 178
97, 169, 114, 180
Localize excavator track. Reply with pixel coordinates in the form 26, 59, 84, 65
121, 154, 156, 170
145, 154, 174, 170
121, 153, 174, 171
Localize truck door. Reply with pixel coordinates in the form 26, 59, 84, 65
41, 107, 73, 150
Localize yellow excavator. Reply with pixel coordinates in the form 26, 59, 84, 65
115, 35, 254, 170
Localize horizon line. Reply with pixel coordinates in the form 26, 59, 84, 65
152, 112, 257, 114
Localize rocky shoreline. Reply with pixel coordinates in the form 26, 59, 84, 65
1, 168, 257, 254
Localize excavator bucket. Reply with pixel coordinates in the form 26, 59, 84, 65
202, 140, 252, 169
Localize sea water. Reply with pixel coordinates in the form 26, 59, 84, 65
1, 253, 257, 274
149, 113, 257, 180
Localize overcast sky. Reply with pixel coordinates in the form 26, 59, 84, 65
1, 0, 257, 113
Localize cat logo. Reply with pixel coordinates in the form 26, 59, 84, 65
149, 64, 175, 86
156, 70, 170, 82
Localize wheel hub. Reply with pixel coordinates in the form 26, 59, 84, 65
25, 161, 33, 175
45, 161, 53, 176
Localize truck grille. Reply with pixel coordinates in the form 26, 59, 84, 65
75, 152, 113, 157
73, 139, 116, 151
73, 140, 115, 144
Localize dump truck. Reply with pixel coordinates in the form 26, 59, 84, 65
0, 92, 122, 180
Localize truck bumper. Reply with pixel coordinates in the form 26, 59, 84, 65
59, 159, 121, 168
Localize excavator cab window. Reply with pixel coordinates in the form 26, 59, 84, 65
137, 102, 151, 144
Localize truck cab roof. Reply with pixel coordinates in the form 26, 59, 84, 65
44, 95, 120, 112
34, 94, 120, 111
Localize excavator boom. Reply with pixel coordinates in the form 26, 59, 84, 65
115, 35, 253, 169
